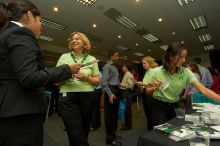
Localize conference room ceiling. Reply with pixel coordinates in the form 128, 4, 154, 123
3, 0, 220, 66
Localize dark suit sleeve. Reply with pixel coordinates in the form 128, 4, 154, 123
7, 28, 72, 89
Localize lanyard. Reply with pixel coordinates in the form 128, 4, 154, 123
70, 53, 88, 63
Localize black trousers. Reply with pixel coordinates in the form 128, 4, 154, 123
0, 113, 44, 146
90, 88, 102, 129
59, 92, 95, 146
104, 86, 120, 140
141, 91, 153, 130
148, 97, 179, 128
122, 90, 133, 128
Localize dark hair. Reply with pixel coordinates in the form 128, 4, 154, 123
108, 50, 118, 58
188, 63, 202, 80
0, 0, 40, 30
163, 42, 186, 73
0, 2, 10, 29
123, 64, 132, 71
194, 57, 202, 64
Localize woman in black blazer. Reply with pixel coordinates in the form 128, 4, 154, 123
0, 0, 82, 146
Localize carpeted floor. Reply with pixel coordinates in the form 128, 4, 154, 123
44, 102, 148, 146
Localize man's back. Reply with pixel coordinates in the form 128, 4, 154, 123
198, 65, 213, 88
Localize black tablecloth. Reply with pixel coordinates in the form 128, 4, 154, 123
137, 118, 220, 146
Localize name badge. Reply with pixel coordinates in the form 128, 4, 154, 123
62, 92, 67, 97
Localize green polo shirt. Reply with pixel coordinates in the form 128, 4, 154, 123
56, 52, 99, 93
145, 66, 198, 103
143, 68, 153, 84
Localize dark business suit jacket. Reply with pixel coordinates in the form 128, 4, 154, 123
0, 23, 72, 117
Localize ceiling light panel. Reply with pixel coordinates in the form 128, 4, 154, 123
133, 60, 141, 64
120, 56, 128, 60
177, 0, 196, 7
136, 28, 161, 44
198, 33, 212, 42
116, 45, 129, 51
204, 44, 214, 51
39, 35, 53, 41
143, 34, 159, 43
189, 15, 207, 30
41, 18, 67, 31
76, 0, 98, 7
104, 8, 137, 29
133, 52, 144, 57
160, 45, 168, 51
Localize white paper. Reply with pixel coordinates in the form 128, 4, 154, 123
82, 59, 99, 67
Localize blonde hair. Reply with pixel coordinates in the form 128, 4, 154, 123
68, 32, 91, 53
142, 56, 158, 68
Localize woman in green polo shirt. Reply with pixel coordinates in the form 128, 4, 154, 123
141, 56, 158, 130
56, 32, 100, 146
145, 42, 220, 127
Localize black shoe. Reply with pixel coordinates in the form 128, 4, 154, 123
106, 140, 122, 146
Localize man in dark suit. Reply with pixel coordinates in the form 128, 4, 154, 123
0, 1, 82, 146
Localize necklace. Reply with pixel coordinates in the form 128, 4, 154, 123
70, 53, 88, 63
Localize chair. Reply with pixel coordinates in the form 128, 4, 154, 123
191, 93, 220, 105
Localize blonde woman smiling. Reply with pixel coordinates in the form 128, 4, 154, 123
57, 32, 100, 146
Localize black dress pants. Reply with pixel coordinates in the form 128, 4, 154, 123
122, 90, 132, 128
104, 86, 120, 141
142, 92, 153, 130
59, 92, 95, 146
148, 97, 179, 128
90, 88, 102, 129
0, 113, 44, 146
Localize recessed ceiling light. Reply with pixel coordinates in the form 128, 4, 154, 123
189, 15, 207, 30
53, 7, 59, 12
148, 50, 151, 52
92, 24, 97, 28
135, 43, 139, 46
171, 32, 176, 35
158, 18, 163, 22
118, 35, 122, 39
135, 0, 140, 2
181, 41, 184, 44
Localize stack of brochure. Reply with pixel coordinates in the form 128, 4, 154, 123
154, 123, 196, 142
191, 125, 220, 139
